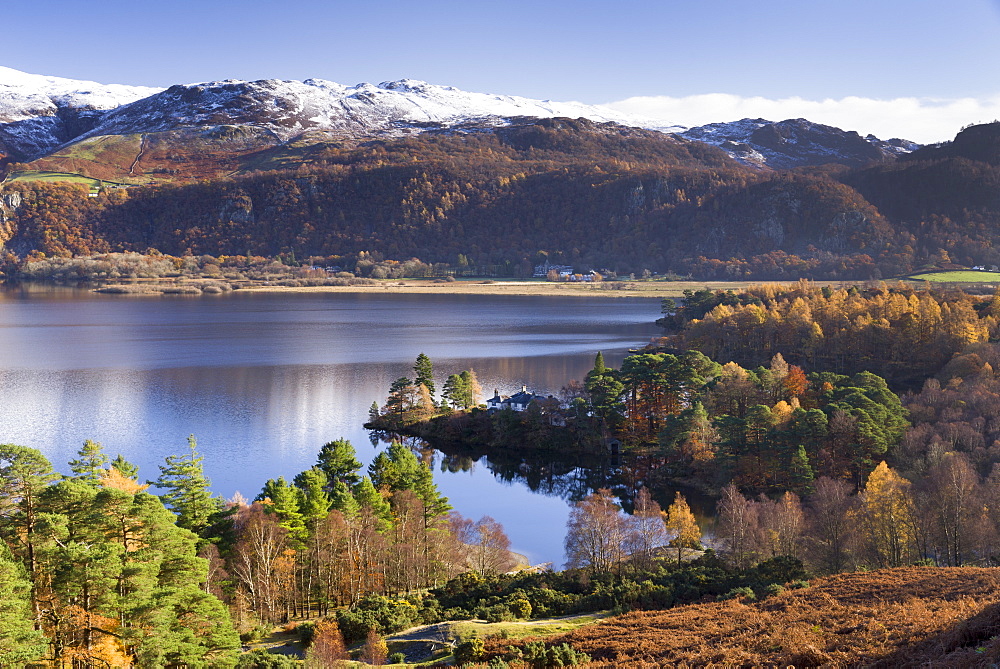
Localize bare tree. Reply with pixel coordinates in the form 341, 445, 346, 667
757, 491, 804, 559
918, 452, 988, 565
625, 488, 668, 569
564, 489, 629, 572
451, 513, 517, 576
715, 484, 761, 568
230, 503, 290, 623
804, 476, 857, 574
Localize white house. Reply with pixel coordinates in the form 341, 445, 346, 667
486, 386, 547, 412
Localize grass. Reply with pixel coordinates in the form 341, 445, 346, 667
8, 171, 105, 187
905, 270, 1000, 283
445, 612, 610, 640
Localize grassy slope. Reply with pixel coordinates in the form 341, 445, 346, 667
906, 270, 1000, 283
487, 567, 1000, 666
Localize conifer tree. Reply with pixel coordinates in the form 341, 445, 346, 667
0, 444, 59, 624
260, 476, 307, 544
111, 454, 139, 479
316, 438, 362, 486
294, 467, 331, 527
384, 377, 415, 421
153, 435, 220, 535
305, 619, 349, 667
360, 628, 388, 666
0, 540, 46, 667
788, 445, 816, 494
329, 480, 360, 517
352, 477, 393, 531
68, 439, 109, 485
460, 369, 482, 407
414, 352, 435, 397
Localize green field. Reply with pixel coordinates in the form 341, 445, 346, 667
7, 171, 134, 189
905, 270, 1000, 282
8, 171, 102, 186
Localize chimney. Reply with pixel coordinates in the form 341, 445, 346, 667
522, 385, 527, 393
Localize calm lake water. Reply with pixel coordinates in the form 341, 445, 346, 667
0, 286, 662, 565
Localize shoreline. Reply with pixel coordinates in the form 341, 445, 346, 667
234, 279, 773, 298
8, 277, 874, 299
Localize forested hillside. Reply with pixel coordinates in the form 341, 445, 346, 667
4, 120, 1000, 279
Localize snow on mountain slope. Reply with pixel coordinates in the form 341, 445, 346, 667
80, 77, 656, 142
0, 66, 162, 159
680, 118, 919, 169
0, 66, 161, 121
0, 67, 918, 169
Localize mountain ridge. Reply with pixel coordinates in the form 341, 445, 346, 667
1, 67, 913, 170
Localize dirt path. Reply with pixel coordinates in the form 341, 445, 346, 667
128, 134, 147, 176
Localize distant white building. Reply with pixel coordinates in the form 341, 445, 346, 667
533, 262, 575, 278
486, 386, 546, 412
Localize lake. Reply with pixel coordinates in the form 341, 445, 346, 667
0, 286, 663, 564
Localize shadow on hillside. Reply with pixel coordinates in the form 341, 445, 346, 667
869, 600, 1000, 667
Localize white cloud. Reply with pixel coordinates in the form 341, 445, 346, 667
604, 94, 1000, 144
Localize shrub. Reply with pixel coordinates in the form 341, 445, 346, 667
514, 641, 590, 668
388, 651, 406, 664
718, 587, 756, 601
508, 596, 532, 619
454, 635, 485, 665
235, 648, 298, 668
763, 583, 785, 598
295, 620, 316, 644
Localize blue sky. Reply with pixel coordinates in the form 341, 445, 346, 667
6, 0, 1000, 141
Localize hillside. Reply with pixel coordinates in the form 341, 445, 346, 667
1, 119, 993, 278
1, 120, 899, 276
6, 68, 1000, 280
486, 567, 1000, 666
1, 67, 914, 172
679, 117, 917, 169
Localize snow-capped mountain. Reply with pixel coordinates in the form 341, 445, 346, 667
82, 77, 656, 142
0, 66, 161, 159
680, 118, 919, 169
0, 67, 917, 169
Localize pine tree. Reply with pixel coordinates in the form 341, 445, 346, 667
460, 369, 482, 407
260, 476, 307, 544
414, 352, 436, 397
788, 445, 815, 494
153, 435, 221, 535
111, 454, 139, 479
0, 444, 59, 625
0, 540, 46, 667
441, 373, 467, 410
384, 377, 415, 421
68, 439, 109, 485
316, 438, 362, 486
294, 467, 331, 527
593, 351, 607, 374
329, 480, 360, 517
353, 477, 393, 531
